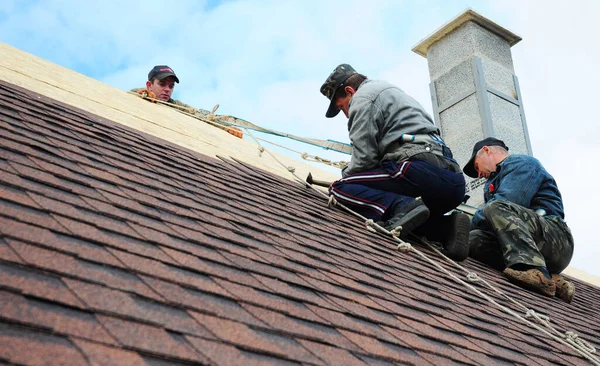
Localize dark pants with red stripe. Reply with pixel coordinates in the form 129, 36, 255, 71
330, 160, 466, 235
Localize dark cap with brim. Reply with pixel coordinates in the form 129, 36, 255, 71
148, 65, 179, 83
320, 64, 357, 118
463, 137, 508, 178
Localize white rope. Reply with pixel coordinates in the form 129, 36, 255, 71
466, 272, 481, 283
327, 196, 338, 207
364, 219, 378, 233
132, 92, 351, 170
409, 238, 598, 364
525, 309, 550, 324
389, 226, 402, 238
397, 242, 412, 252
256, 138, 348, 169
241, 127, 305, 188
566, 331, 597, 354
409, 233, 599, 364
239, 122, 599, 365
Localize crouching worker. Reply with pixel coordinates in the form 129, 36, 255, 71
320, 64, 469, 261
464, 138, 575, 303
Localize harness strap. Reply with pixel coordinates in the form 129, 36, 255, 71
383, 133, 461, 173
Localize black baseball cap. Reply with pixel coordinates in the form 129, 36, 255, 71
463, 137, 509, 178
148, 65, 179, 83
320, 64, 357, 118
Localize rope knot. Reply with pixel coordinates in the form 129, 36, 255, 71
301, 153, 308, 160
466, 272, 481, 282
524, 309, 535, 318
389, 227, 402, 238
364, 219, 378, 233
397, 242, 412, 252
566, 331, 597, 353
566, 331, 579, 342
327, 196, 338, 208
287, 166, 296, 173
258, 146, 265, 156
524, 309, 550, 325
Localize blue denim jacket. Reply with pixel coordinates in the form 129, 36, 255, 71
471, 154, 565, 230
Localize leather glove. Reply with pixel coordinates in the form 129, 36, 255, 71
225, 126, 243, 139
137, 89, 157, 102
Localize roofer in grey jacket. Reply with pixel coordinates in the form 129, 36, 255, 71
320, 64, 469, 260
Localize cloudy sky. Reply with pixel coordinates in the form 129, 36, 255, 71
1, 0, 599, 277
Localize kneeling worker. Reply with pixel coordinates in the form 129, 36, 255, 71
320, 64, 470, 261
464, 137, 575, 303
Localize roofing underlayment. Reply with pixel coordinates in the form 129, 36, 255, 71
1, 43, 599, 365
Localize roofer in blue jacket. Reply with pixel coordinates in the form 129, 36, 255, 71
464, 137, 575, 303
320, 64, 469, 261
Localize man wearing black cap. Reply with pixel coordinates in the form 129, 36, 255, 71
464, 137, 575, 303
320, 64, 470, 261
131, 65, 192, 109
131, 66, 244, 139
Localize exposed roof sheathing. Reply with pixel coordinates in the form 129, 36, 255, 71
0, 42, 338, 185
1, 74, 600, 365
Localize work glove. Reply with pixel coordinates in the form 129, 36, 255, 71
137, 89, 157, 102
225, 126, 243, 139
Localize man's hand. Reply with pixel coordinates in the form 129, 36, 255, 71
137, 89, 157, 102
225, 126, 243, 139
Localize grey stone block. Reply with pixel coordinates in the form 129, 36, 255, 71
439, 94, 484, 165
434, 59, 474, 108
481, 60, 517, 98
427, 22, 515, 80
413, 9, 530, 209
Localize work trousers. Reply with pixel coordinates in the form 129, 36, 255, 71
469, 200, 574, 274
329, 160, 466, 232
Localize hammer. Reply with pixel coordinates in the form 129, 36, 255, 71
306, 173, 332, 187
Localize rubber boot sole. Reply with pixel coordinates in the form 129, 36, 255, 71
441, 212, 470, 261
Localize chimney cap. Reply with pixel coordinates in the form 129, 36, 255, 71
412, 8, 522, 57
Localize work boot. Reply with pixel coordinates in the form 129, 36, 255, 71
552, 274, 575, 303
440, 211, 470, 262
383, 200, 430, 238
503, 268, 556, 297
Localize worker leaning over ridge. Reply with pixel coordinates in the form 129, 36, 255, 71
320, 64, 470, 261
464, 138, 575, 303
131, 65, 192, 108
131, 65, 242, 138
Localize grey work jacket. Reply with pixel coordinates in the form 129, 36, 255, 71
343, 79, 440, 176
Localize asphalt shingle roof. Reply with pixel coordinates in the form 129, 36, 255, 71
1, 79, 599, 365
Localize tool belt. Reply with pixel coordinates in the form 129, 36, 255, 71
382, 133, 461, 173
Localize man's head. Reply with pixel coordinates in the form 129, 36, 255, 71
463, 137, 509, 179
320, 64, 366, 118
145, 65, 179, 102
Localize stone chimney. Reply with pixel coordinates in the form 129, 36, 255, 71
413, 9, 531, 207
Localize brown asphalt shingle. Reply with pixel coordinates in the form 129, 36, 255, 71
0, 79, 599, 365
